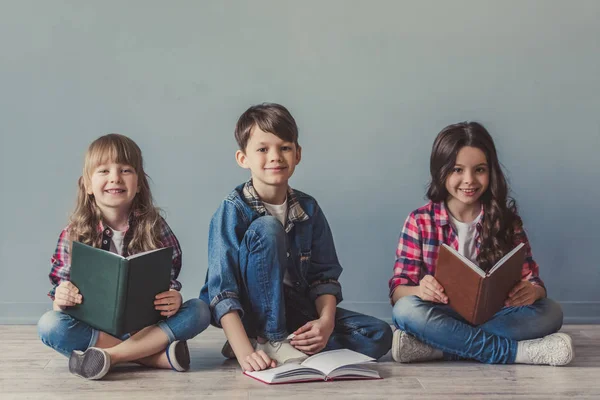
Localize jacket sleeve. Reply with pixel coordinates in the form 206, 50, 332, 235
305, 203, 343, 304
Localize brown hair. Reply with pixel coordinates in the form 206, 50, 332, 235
427, 122, 522, 271
69, 133, 163, 255
234, 103, 299, 150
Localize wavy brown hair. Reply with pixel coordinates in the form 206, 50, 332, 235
68, 134, 163, 255
426, 122, 522, 271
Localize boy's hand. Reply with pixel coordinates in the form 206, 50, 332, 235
417, 275, 448, 303
238, 349, 277, 372
290, 317, 334, 354
154, 289, 182, 317
505, 281, 544, 307
53, 281, 82, 310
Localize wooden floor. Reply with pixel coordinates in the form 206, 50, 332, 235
1, 325, 599, 399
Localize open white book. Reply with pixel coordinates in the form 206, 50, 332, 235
244, 349, 380, 384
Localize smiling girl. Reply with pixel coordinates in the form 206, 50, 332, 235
38, 134, 210, 380
388, 122, 574, 366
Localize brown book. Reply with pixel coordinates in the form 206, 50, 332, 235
434, 243, 526, 325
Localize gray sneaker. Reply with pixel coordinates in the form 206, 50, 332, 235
255, 340, 308, 365
69, 347, 111, 380
391, 329, 440, 363
521, 333, 574, 366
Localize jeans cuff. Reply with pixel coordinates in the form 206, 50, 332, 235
157, 320, 176, 343
213, 297, 244, 327
88, 328, 100, 348
262, 329, 289, 342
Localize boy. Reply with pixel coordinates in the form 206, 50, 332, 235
199, 103, 392, 372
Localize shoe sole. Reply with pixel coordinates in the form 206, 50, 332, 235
167, 341, 190, 372
551, 333, 575, 366
391, 329, 403, 362
68, 348, 111, 380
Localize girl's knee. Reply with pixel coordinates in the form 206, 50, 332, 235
536, 297, 564, 332
37, 310, 65, 343
186, 298, 211, 333
391, 295, 422, 328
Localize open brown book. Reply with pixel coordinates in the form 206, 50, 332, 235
434, 243, 526, 325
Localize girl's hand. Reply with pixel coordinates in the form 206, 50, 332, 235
417, 275, 448, 303
238, 350, 277, 372
290, 317, 334, 354
505, 281, 544, 307
154, 289, 182, 317
53, 281, 82, 310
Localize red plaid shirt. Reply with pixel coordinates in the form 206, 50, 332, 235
48, 217, 182, 299
389, 201, 544, 298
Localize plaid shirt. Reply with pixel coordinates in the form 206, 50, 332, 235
389, 201, 544, 298
48, 216, 182, 299
242, 179, 309, 231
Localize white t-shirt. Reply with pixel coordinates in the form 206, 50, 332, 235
263, 199, 288, 227
263, 199, 292, 285
449, 213, 481, 264
109, 229, 127, 256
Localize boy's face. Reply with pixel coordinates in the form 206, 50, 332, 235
236, 125, 301, 190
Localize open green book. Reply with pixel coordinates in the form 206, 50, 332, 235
65, 241, 173, 337
244, 349, 380, 384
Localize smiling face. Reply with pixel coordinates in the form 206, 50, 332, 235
444, 146, 490, 214
236, 125, 301, 191
86, 161, 139, 215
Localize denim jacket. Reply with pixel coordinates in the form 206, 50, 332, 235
200, 181, 343, 326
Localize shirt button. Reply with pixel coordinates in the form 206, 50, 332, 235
286, 252, 290, 258
105, 229, 110, 234
103, 240, 108, 244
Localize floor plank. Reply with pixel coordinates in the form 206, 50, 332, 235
0, 325, 598, 399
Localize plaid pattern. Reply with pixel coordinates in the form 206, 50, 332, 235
389, 201, 544, 298
242, 179, 309, 232
48, 216, 182, 299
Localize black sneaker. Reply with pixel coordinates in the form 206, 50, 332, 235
69, 347, 111, 380
221, 338, 257, 359
166, 340, 190, 372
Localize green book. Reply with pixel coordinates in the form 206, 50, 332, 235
65, 241, 173, 337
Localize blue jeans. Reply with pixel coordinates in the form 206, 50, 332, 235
392, 295, 564, 364
38, 298, 211, 357
237, 217, 392, 359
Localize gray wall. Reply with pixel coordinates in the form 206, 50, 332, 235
1, 1, 599, 324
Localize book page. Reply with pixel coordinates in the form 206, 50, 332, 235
328, 365, 380, 379
126, 247, 169, 260
245, 363, 323, 383
300, 349, 375, 376
487, 243, 525, 276
441, 244, 486, 278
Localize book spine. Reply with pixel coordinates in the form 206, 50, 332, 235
113, 259, 129, 336
477, 277, 493, 326
472, 278, 484, 325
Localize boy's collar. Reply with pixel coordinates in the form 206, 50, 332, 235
242, 179, 308, 232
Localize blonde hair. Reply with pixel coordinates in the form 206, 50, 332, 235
69, 133, 163, 254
